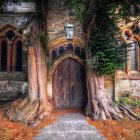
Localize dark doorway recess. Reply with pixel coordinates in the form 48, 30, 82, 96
52, 58, 87, 109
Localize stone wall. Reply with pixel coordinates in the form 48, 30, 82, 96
47, 0, 84, 41
0, 80, 27, 100
116, 79, 140, 97
0, 13, 25, 28
0, 12, 28, 101
104, 76, 114, 99
0, 81, 23, 92
104, 76, 140, 99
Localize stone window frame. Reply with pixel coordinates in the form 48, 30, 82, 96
125, 41, 139, 73
12, 36, 22, 72
119, 29, 140, 74
0, 34, 22, 73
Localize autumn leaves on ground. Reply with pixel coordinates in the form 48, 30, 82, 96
0, 106, 140, 140
87, 107, 140, 140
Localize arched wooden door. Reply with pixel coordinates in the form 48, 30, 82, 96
52, 58, 87, 109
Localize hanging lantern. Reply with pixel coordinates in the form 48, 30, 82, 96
65, 23, 74, 40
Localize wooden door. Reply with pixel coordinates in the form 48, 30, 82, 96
52, 58, 87, 109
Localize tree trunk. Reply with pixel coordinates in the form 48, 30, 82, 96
3, 0, 54, 125
85, 62, 138, 120
85, 64, 123, 120
3, 44, 54, 124
35, 41, 54, 120
84, 1, 126, 120
28, 47, 38, 102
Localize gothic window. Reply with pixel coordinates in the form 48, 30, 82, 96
52, 50, 57, 60
16, 40, 22, 71
6, 30, 15, 41
59, 46, 65, 54
130, 42, 137, 71
74, 46, 80, 56
0, 40, 7, 71
67, 43, 73, 51
119, 29, 140, 73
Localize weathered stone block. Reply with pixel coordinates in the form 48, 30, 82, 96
0, 81, 8, 91
8, 81, 23, 92
0, 91, 22, 101
22, 82, 28, 94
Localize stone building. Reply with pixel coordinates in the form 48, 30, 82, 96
0, 0, 140, 107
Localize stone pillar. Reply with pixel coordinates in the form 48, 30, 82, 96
12, 40, 17, 72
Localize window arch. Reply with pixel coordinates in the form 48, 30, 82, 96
0, 26, 23, 73
6, 30, 15, 41
130, 42, 137, 71
120, 29, 140, 73
67, 43, 73, 51
16, 40, 22, 71
12, 39, 23, 72
52, 50, 57, 61
59, 46, 65, 54
0, 40, 7, 71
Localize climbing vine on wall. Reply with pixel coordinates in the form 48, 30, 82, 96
67, 0, 140, 75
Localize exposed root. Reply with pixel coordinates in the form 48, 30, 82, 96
85, 97, 138, 121
3, 97, 54, 125
85, 66, 138, 121
118, 105, 138, 120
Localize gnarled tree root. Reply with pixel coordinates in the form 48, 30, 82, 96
3, 96, 54, 125
85, 97, 138, 121
85, 66, 138, 121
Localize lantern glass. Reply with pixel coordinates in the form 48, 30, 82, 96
65, 23, 74, 40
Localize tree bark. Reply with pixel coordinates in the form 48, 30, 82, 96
3, 0, 54, 125
85, 56, 138, 120
84, 1, 138, 119
28, 47, 38, 102
3, 43, 54, 124
85, 64, 123, 120
35, 41, 54, 120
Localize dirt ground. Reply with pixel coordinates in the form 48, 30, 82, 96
0, 106, 140, 140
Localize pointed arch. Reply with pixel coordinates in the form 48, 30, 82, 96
12, 37, 22, 72
47, 34, 86, 52
119, 29, 140, 73
0, 24, 23, 73
49, 53, 85, 76
47, 53, 85, 98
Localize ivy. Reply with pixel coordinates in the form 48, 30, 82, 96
67, 0, 139, 76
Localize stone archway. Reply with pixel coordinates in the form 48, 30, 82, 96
47, 35, 87, 108
47, 53, 85, 98
52, 57, 87, 109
